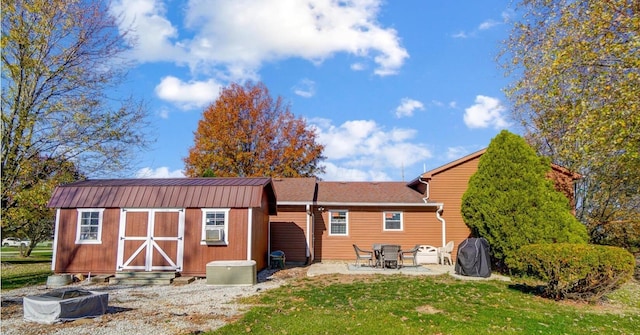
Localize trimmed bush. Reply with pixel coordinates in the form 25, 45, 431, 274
511, 243, 635, 301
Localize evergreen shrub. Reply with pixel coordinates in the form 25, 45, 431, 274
462, 130, 588, 269
511, 243, 635, 301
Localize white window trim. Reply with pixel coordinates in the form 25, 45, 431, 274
200, 208, 230, 245
328, 209, 349, 236
383, 211, 403, 231
75, 208, 105, 244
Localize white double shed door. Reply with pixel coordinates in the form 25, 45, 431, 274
116, 208, 185, 272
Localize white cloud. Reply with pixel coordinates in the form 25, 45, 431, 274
154, 76, 223, 110
313, 119, 432, 181
463, 95, 510, 129
157, 107, 170, 119
350, 62, 366, 71
446, 146, 469, 160
321, 162, 387, 181
452, 14, 506, 39
110, 0, 185, 62
478, 19, 500, 30
395, 98, 424, 118
293, 79, 316, 98
111, 0, 408, 79
452, 31, 468, 39
136, 167, 185, 178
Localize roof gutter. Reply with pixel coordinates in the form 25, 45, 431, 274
316, 202, 438, 207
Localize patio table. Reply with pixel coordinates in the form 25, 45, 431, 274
373, 244, 401, 269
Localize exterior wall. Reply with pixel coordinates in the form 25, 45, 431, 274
250, 199, 270, 270
269, 205, 310, 263
427, 156, 482, 259
54, 208, 120, 274
313, 206, 441, 261
54, 206, 272, 277
181, 208, 249, 277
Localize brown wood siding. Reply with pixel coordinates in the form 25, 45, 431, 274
313, 206, 441, 261
181, 208, 249, 277
428, 155, 481, 260
270, 206, 309, 263
54, 208, 120, 274
251, 204, 269, 270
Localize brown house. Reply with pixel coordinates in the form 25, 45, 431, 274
269, 148, 580, 264
47, 178, 277, 276
48, 149, 578, 277
270, 179, 445, 264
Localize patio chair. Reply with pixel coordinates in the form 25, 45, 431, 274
270, 250, 286, 269
381, 244, 401, 269
439, 241, 454, 265
352, 244, 373, 267
400, 245, 420, 266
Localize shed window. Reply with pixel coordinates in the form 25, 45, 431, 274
329, 210, 348, 235
76, 209, 104, 244
383, 211, 403, 231
201, 209, 229, 245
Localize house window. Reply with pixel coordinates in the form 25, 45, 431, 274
76, 209, 104, 244
329, 210, 348, 235
384, 211, 403, 231
201, 209, 229, 245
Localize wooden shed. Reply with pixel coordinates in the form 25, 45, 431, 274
47, 178, 277, 277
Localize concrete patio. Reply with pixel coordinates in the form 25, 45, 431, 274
305, 261, 510, 281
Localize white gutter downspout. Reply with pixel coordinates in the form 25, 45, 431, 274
247, 208, 253, 261
419, 177, 446, 248
52, 209, 60, 272
436, 205, 446, 248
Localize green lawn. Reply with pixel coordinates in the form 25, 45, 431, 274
2, 250, 637, 334
1, 245, 53, 290
212, 274, 640, 335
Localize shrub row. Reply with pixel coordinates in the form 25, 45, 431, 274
510, 243, 635, 301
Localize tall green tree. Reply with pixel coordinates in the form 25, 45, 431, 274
184, 82, 325, 178
500, 0, 640, 248
1, 0, 151, 245
461, 130, 588, 269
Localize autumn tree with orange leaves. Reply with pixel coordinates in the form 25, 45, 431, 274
184, 82, 325, 178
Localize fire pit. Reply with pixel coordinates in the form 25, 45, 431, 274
23, 289, 108, 324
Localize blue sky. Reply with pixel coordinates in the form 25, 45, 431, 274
109, 0, 516, 181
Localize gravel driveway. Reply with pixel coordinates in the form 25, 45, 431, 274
1, 268, 303, 335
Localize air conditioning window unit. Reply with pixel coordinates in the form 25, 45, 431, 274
205, 229, 224, 242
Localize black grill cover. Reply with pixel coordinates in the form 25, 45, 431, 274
454, 237, 491, 278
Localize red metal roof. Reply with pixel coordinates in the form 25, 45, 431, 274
47, 178, 277, 213
272, 178, 317, 203
316, 181, 427, 205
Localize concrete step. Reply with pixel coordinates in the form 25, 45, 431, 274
109, 277, 174, 285
114, 271, 178, 280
